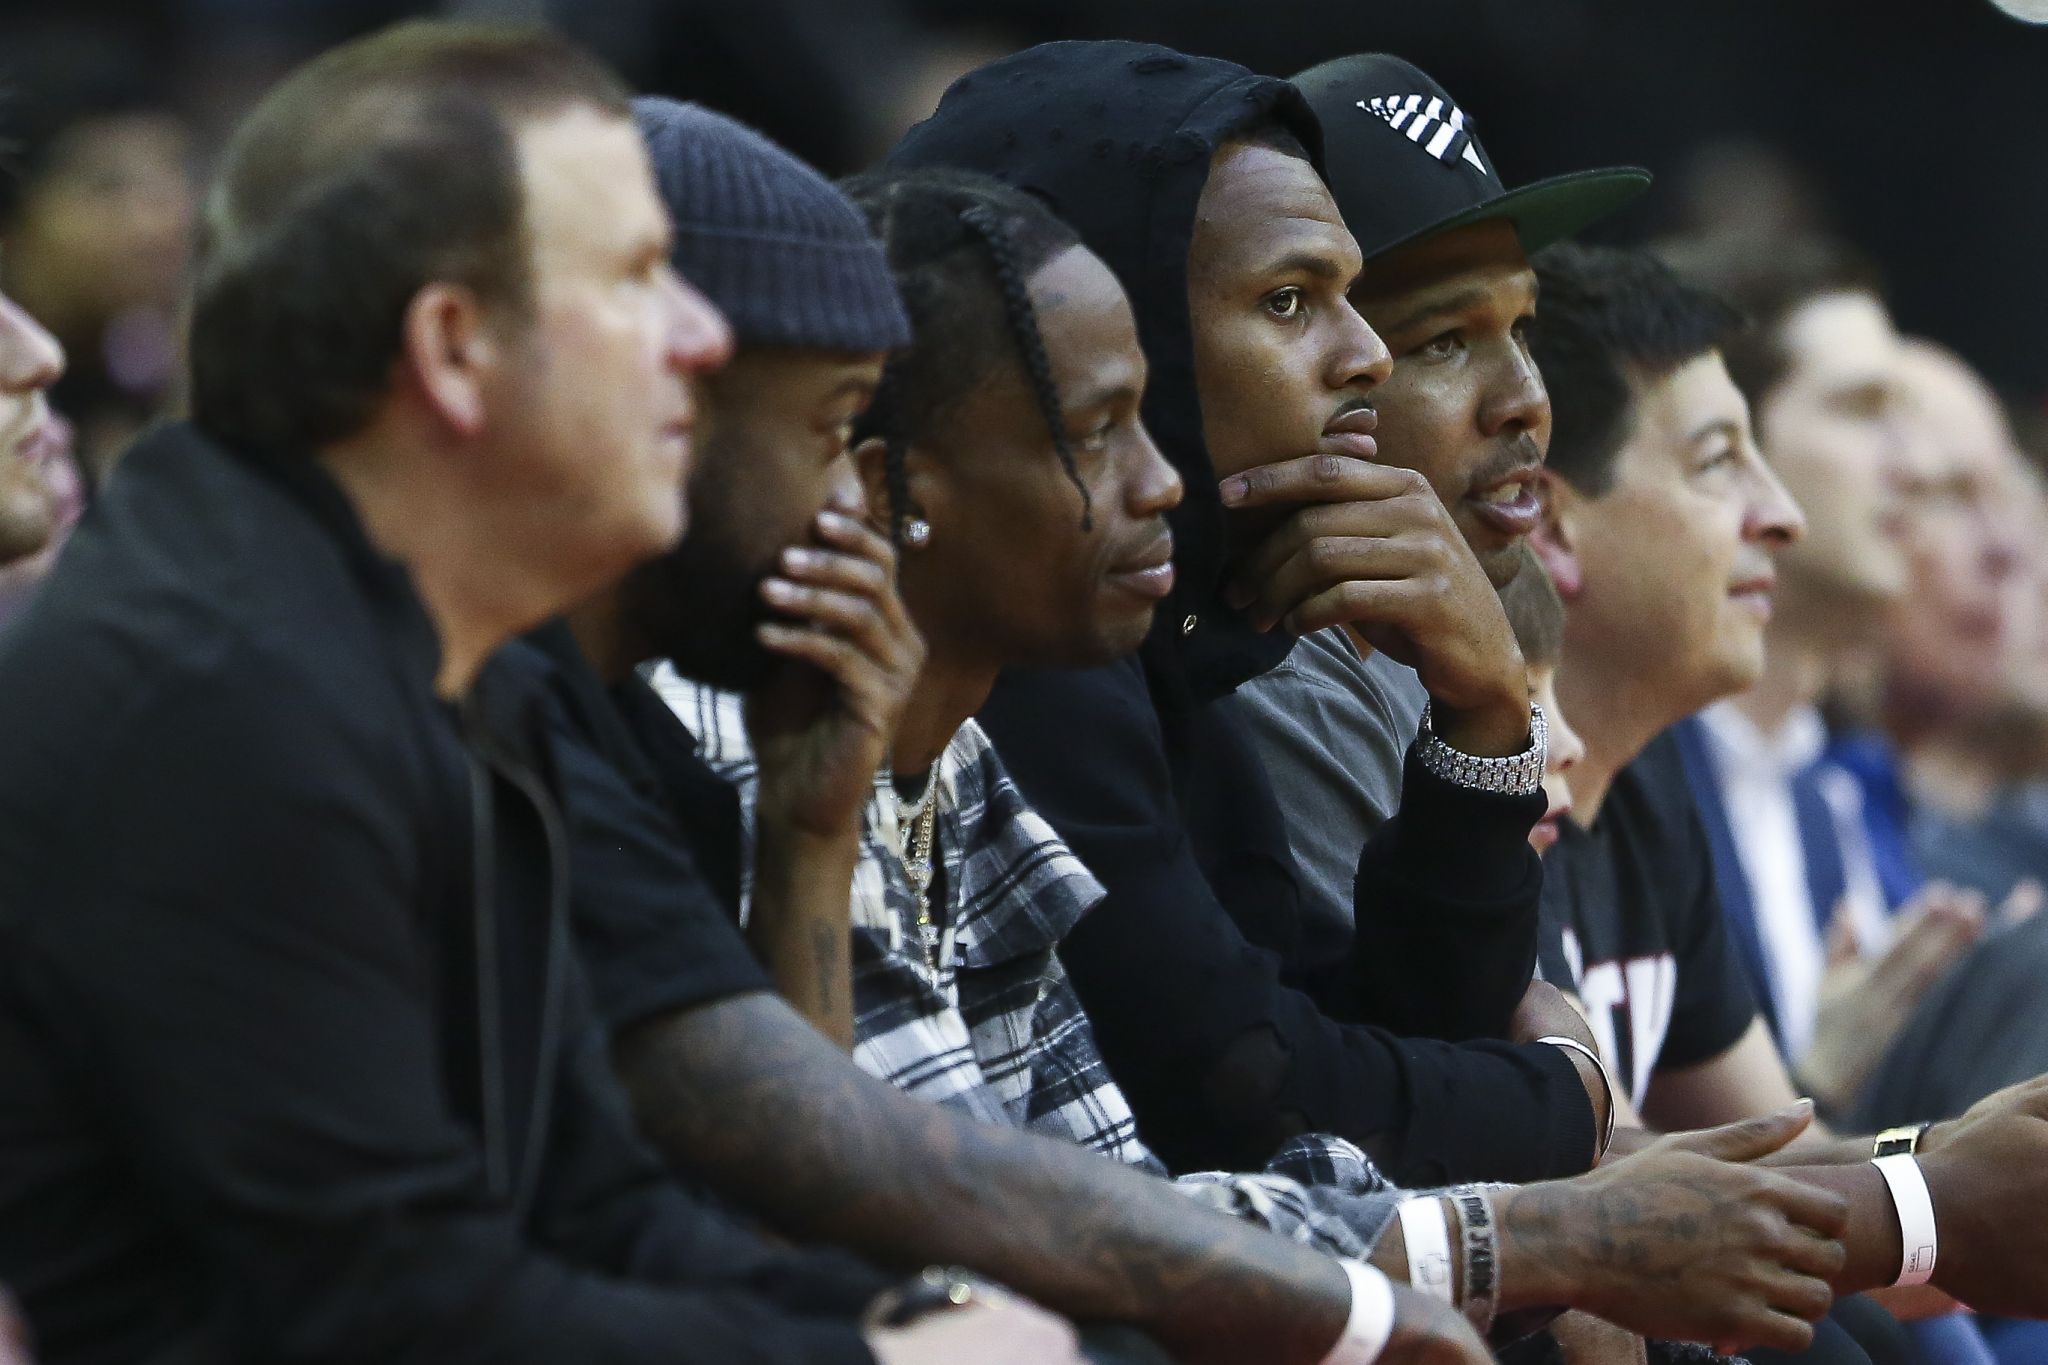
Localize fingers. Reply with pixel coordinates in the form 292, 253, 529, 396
1869, 890, 1983, 998
811, 507, 901, 582
761, 577, 891, 648
1667, 1099, 1815, 1163
760, 513, 925, 695
2002, 877, 2044, 926
1236, 537, 1437, 633
755, 622, 879, 692
1218, 453, 1425, 511
1721, 1307, 1818, 1357
1824, 909, 1861, 968
1759, 1267, 1838, 1323
1226, 480, 1452, 612
1767, 1208, 1852, 1271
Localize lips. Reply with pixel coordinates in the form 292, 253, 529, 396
1107, 532, 1176, 600
7, 412, 70, 473
1465, 465, 1543, 538
1319, 404, 1379, 462
1729, 572, 1776, 619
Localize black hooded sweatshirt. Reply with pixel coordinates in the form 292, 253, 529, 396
890, 42, 1593, 1185
0, 424, 882, 1364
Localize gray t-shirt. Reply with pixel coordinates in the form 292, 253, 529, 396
1224, 627, 1428, 963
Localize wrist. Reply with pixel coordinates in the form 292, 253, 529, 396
1428, 686, 1532, 758
1490, 1184, 1583, 1312
1319, 1260, 1396, 1365
750, 819, 861, 911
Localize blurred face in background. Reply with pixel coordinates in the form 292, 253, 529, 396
5, 112, 195, 335
1557, 349, 1804, 717
1885, 341, 2025, 720
1755, 291, 1911, 628
1528, 661, 1585, 855
0, 283, 70, 566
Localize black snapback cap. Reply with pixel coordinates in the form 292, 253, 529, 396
1294, 53, 1652, 262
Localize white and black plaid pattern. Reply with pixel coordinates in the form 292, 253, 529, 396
654, 672, 1422, 1257
1358, 93, 1488, 173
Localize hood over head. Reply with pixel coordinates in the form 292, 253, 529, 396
889, 40, 1323, 693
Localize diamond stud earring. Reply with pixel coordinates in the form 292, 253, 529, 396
903, 517, 932, 549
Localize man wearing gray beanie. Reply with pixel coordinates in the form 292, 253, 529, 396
508, 100, 1093, 1364
507, 99, 1472, 1364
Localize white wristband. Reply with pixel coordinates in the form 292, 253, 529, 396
1872, 1154, 1938, 1286
1321, 1259, 1396, 1365
1396, 1196, 1455, 1304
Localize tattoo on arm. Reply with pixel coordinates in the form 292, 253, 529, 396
613, 991, 1351, 1365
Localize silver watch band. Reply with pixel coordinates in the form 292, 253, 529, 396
1416, 701, 1547, 797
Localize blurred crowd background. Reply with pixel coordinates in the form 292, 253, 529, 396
3, 0, 2046, 482
4, 0, 2047, 489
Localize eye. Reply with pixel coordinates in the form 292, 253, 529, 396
1418, 331, 1464, 361
1078, 417, 1117, 455
1263, 287, 1306, 321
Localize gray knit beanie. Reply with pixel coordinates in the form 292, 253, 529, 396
632, 97, 910, 353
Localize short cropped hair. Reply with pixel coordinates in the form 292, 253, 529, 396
1532, 242, 1742, 497
1655, 232, 1882, 413
1499, 545, 1564, 668
187, 22, 630, 458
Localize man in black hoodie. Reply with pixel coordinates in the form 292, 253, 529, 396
887, 41, 1604, 1189
0, 22, 1075, 1365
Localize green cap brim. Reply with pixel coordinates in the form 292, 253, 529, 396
1367, 166, 1654, 262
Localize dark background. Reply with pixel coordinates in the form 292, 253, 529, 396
4, 0, 2044, 407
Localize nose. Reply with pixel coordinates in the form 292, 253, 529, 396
1125, 416, 1183, 518
1979, 502, 2022, 586
1326, 296, 1393, 394
1746, 440, 1807, 548
1476, 340, 1548, 440
1548, 700, 1587, 774
0, 293, 66, 396
665, 269, 733, 377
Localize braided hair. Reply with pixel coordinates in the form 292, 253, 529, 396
840, 167, 1092, 546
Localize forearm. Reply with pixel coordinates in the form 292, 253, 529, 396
1345, 752, 1545, 1043
746, 821, 860, 1048
614, 993, 1352, 1365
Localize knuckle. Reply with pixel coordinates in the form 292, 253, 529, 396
1304, 537, 1344, 577
1310, 452, 1345, 484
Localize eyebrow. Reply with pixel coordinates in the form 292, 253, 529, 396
1371, 278, 1533, 333
1062, 378, 1143, 417
1255, 248, 1353, 283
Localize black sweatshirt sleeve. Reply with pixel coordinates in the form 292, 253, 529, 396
20, 653, 874, 1365
978, 661, 1594, 1187
1331, 745, 1548, 1043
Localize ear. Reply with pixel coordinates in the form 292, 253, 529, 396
850, 434, 941, 537
1531, 480, 1585, 601
399, 282, 500, 440
850, 434, 894, 533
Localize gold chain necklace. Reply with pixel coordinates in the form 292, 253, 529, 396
894, 769, 943, 969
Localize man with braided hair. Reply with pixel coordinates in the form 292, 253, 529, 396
883, 39, 1606, 1190
526, 96, 1481, 1365
528, 102, 1867, 1363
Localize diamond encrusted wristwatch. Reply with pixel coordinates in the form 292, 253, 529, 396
1416, 701, 1547, 797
